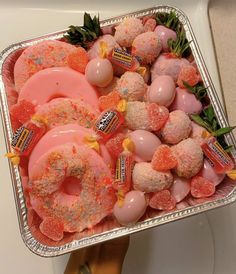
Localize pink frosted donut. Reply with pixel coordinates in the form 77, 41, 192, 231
87, 34, 120, 60
132, 32, 162, 64
171, 138, 203, 178
29, 143, 116, 233
128, 129, 161, 162
114, 17, 144, 47
132, 162, 173, 193
160, 110, 192, 144
151, 54, 190, 82
34, 98, 99, 129
170, 87, 202, 114
125, 101, 169, 131
29, 124, 114, 175
18, 67, 99, 108
14, 40, 77, 91
117, 71, 147, 101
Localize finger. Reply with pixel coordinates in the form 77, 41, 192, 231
64, 244, 101, 274
91, 236, 130, 274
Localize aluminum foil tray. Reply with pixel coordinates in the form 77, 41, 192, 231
0, 5, 236, 257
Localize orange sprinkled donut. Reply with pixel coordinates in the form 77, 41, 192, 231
14, 40, 77, 91
34, 98, 99, 129
29, 143, 116, 233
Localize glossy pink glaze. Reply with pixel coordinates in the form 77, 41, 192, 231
128, 130, 161, 162
147, 75, 176, 107
29, 124, 114, 176
170, 176, 190, 203
198, 159, 225, 186
170, 87, 202, 114
113, 190, 147, 226
154, 25, 177, 52
18, 67, 99, 108
85, 57, 113, 88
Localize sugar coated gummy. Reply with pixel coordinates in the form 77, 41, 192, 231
149, 190, 176, 211
190, 176, 216, 198
151, 145, 177, 171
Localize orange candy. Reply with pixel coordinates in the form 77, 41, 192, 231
98, 91, 121, 111
106, 132, 126, 159
147, 103, 169, 131
149, 190, 176, 211
39, 217, 64, 241
151, 145, 177, 171
190, 176, 215, 198
67, 47, 89, 73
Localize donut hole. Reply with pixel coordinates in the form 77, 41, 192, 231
62, 176, 82, 196
47, 93, 67, 102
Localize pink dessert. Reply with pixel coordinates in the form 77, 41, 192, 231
7, 11, 234, 243
147, 75, 176, 107
29, 124, 114, 175
160, 110, 192, 144
14, 40, 77, 91
113, 190, 147, 226
29, 143, 116, 233
34, 98, 99, 129
133, 162, 173, 193
128, 129, 161, 162
154, 25, 177, 52
18, 67, 99, 108
132, 32, 162, 64
170, 87, 202, 114
198, 159, 225, 186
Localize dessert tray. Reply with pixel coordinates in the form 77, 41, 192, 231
0, 5, 236, 257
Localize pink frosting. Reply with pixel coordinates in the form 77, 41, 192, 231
18, 67, 99, 108
29, 124, 114, 177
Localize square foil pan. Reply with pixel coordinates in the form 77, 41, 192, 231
1, 5, 236, 257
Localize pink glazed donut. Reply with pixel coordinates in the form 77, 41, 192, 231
29, 143, 116, 233
29, 124, 114, 175
18, 67, 99, 108
34, 98, 99, 130
14, 40, 77, 91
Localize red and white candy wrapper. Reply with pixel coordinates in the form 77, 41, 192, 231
201, 138, 234, 174
93, 109, 125, 141
114, 151, 134, 194
108, 48, 140, 71
11, 121, 46, 156
114, 138, 135, 207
